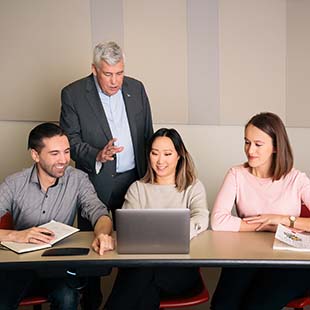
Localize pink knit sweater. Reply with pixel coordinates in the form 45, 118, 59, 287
211, 165, 310, 231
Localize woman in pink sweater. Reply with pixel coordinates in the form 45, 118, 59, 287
211, 112, 310, 310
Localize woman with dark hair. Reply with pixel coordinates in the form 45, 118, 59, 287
211, 112, 310, 309
104, 128, 209, 310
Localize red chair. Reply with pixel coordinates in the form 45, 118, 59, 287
19, 296, 49, 310
159, 268, 209, 309
286, 203, 310, 310
300, 204, 310, 217
287, 296, 310, 310
0, 212, 49, 310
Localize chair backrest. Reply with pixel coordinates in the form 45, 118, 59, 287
285, 203, 310, 310
0, 212, 13, 229
301, 203, 310, 218
159, 268, 209, 309
0, 212, 48, 309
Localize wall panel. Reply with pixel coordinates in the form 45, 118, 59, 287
286, 0, 310, 127
219, 0, 286, 125
0, 0, 92, 121
123, 0, 188, 123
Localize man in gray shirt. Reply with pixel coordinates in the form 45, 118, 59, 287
0, 123, 114, 310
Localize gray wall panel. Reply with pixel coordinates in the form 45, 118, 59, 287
90, 0, 124, 48
188, 0, 220, 125
286, 0, 310, 127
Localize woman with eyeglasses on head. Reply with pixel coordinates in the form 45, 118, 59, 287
104, 128, 209, 310
211, 112, 310, 310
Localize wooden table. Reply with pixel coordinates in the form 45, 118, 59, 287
1, 231, 309, 272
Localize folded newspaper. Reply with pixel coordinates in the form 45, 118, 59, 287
273, 224, 310, 252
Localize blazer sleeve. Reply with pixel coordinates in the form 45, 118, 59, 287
141, 82, 153, 143
60, 86, 99, 173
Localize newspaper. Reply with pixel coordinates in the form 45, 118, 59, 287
273, 224, 310, 252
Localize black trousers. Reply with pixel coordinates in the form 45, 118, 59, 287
0, 270, 79, 310
104, 267, 201, 310
211, 267, 310, 310
80, 168, 138, 310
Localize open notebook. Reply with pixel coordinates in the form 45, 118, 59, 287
1, 220, 79, 254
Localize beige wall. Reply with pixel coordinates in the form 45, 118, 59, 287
219, 0, 286, 124
2, 0, 310, 126
0, 0, 92, 121
123, 0, 188, 123
286, 0, 310, 127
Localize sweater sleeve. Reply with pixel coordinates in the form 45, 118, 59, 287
298, 172, 310, 210
189, 180, 209, 239
122, 181, 141, 209
211, 168, 242, 231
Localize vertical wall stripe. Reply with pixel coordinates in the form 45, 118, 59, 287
187, 0, 220, 125
219, 0, 286, 125
123, 0, 188, 124
90, 0, 124, 48
286, 0, 310, 127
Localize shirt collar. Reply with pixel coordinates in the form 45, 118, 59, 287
29, 164, 64, 187
93, 75, 122, 99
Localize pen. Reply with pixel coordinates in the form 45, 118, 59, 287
42, 232, 53, 236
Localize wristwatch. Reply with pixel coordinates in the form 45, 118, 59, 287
289, 216, 296, 228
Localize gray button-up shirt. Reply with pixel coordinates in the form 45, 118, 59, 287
0, 165, 109, 230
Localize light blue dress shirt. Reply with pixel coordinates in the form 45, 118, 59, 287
94, 76, 135, 173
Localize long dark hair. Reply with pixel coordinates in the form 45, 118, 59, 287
142, 128, 196, 191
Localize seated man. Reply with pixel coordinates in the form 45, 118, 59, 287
0, 123, 114, 310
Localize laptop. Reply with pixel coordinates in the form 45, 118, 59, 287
115, 208, 190, 254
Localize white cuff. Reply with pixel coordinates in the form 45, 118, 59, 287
95, 161, 102, 174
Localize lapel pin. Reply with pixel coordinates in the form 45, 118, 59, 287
126, 93, 131, 97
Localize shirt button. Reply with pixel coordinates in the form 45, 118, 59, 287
43, 211, 46, 214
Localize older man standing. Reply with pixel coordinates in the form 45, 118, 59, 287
60, 41, 153, 309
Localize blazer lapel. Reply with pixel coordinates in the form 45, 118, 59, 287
122, 78, 138, 150
85, 75, 113, 141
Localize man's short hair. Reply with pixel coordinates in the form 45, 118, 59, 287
28, 123, 66, 153
93, 41, 124, 67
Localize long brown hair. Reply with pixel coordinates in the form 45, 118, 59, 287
244, 112, 293, 181
142, 128, 196, 191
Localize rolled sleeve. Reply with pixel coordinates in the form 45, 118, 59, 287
0, 180, 13, 218
78, 173, 110, 227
